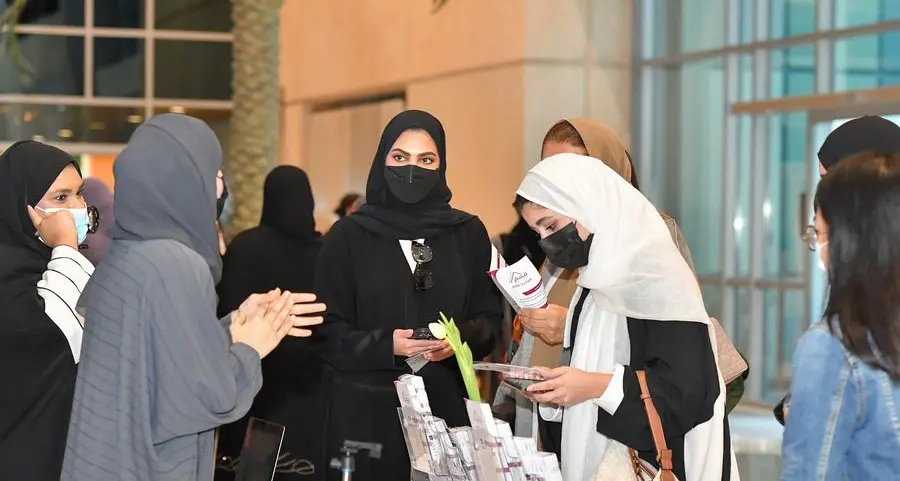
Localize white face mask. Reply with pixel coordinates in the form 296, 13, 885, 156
816, 241, 829, 272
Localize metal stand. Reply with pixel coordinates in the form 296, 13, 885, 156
329, 440, 383, 481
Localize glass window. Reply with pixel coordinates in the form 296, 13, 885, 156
730, 286, 753, 358
701, 283, 724, 319
763, 288, 805, 402
642, 0, 724, 57
153, 107, 230, 125
94, 38, 144, 97
94, 0, 144, 29
737, 0, 755, 44
834, 32, 900, 92
154, 40, 231, 100
155, 0, 231, 32
0, 0, 84, 26
764, 111, 808, 280
681, 0, 726, 53
652, 59, 725, 276
0, 104, 144, 143
734, 115, 752, 277
0, 35, 85, 95
769, 44, 815, 99
769, 0, 815, 39
834, 0, 900, 29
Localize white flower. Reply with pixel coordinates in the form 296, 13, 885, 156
428, 322, 447, 340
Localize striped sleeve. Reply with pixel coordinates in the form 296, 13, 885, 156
36, 245, 95, 364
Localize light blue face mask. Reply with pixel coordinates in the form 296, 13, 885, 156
36, 206, 91, 245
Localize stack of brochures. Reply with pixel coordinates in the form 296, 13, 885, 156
395, 374, 562, 481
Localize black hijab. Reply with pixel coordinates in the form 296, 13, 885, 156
0, 141, 78, 300
110, 114, 224, 283
261, 165, 318, 240
348, 110, 474, 239
818, 115, 900, 171
0, 141, 79, 479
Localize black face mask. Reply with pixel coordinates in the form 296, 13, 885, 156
384, 165, 440, 204
539, 222, 593, 269
217, 182, 229, 219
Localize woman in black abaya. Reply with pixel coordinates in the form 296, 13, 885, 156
216, 165, 324, 481
313, 110, 502, 481
0, 141, 97, 481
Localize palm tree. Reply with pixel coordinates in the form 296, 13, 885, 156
225, 0, 284, 235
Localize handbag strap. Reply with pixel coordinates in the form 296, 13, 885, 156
635, 370, 677, 481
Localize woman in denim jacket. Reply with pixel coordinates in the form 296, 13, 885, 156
781, 151, 900, 480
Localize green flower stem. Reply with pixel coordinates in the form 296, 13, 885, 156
438, 312, 480, 402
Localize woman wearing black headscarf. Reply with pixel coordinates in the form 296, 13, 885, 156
314, 110, 503, 481
215, 165, 324, 481
0, 141, 97, 481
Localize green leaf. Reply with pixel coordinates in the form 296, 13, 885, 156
438, 312, 480, 402
0, 0, 34, 86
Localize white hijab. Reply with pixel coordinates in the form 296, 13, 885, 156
516, 153, 735, 481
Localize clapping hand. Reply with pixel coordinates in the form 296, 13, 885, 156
230, 291, 295, 358
238, 289, 326, 337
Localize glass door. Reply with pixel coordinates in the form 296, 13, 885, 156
727, 110, 814, 403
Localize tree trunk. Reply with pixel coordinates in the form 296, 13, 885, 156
226, 0, 282, 235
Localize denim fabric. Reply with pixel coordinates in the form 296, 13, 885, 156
781, 322, 900, 480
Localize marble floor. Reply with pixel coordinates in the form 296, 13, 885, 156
730, 406, 783, 480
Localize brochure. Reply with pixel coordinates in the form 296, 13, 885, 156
487, 256, 548, 313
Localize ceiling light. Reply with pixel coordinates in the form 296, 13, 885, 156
23, 111, 33, 122
169, 106, 186, 114
127, 114, 143, 124
32, 134, 45, 142
89, 121, 105, 130
58, 129, 73, 138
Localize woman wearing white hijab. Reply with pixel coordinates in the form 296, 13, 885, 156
515, 153, 737, 481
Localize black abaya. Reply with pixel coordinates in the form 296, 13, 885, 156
0, 141, 80, 481
215, 166, 324, 481
313, 110, 502, 481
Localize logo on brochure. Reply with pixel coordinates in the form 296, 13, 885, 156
509, 271, 528, 284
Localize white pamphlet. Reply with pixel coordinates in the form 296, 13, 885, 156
488, 256, 548, 312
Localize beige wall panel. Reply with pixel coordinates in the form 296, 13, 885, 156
523, 0, 632, 65
280, 0, 527, 102
303, 99, 405, 233
406, 65, 525, 237
306, 109, 353, 232
587, 0, 633, 66
524, 0, 589, 62
522, 63, 587, 170
586, 66, 632, 148
280, 104, 307, 167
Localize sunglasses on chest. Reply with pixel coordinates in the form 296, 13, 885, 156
410, 241, 433, 291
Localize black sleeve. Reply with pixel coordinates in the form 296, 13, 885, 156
595, 318, 719, 452
216, 235, 256, 317
458, 218, 503, 361
311, 222, 396, 371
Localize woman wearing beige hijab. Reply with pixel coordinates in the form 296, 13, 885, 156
495, 118, 747, 457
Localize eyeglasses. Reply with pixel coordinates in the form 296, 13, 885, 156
411, 241, 433, 291
801, 225, 817, 251
87, 205, 100, 234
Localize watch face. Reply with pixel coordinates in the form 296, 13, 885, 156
87, 205, 100, 234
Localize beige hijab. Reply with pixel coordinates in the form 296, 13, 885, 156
564, 118, 633, 183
